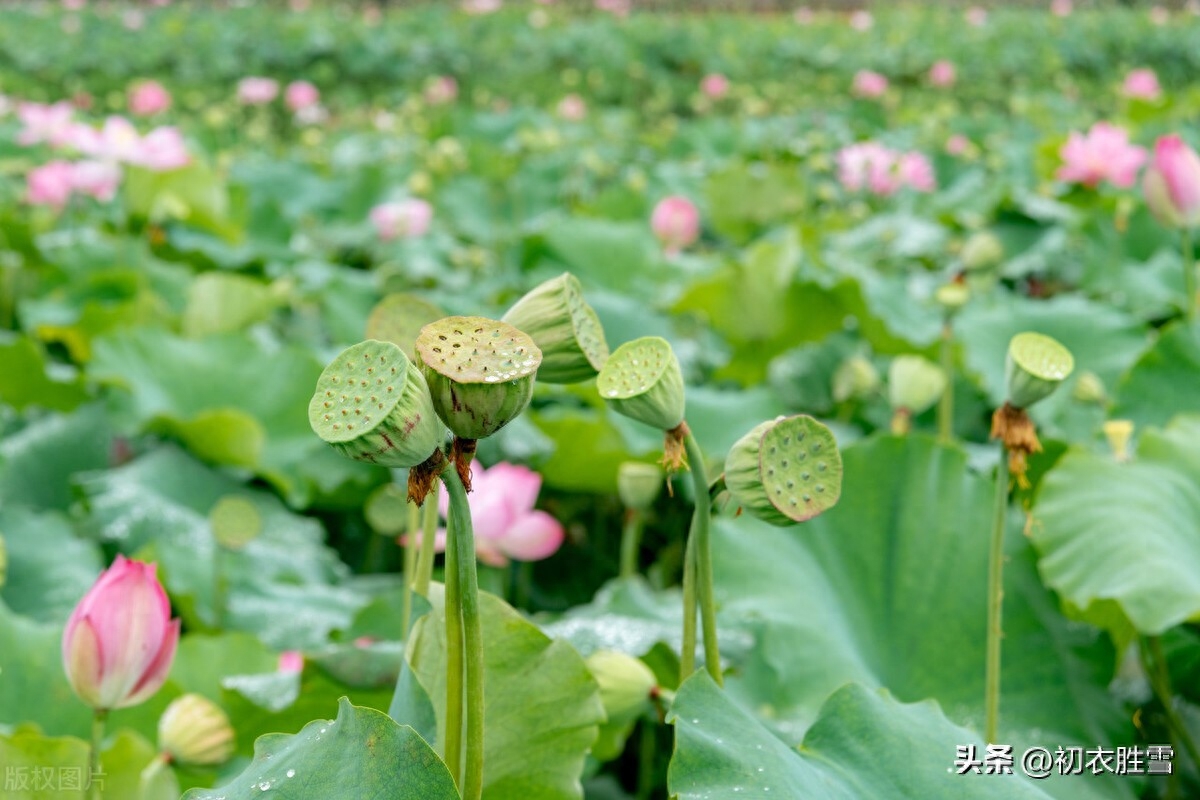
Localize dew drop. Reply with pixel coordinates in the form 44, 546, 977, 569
286, 769, 296, 779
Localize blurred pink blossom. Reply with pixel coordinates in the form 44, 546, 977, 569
370, 198, 433, 240
700, 73, 730, 100
1143, 135, 1200, 228
928, 60, 956, 88
122, 9, 145, 29
946, 134, 971, 156
848, 9, 873, 30
1056, 122, 1147, 189
852, 70, 889, 98
965, 6, 988, 26
596, 0, 631, 16
129, 81, 171, 116
135, 127, 190, 171
237, 77, 279, 105
16, 101, 76, 148
424, 76, 459, 106
897, 152, 937, 192
837, 142, 936, 195
1123, 69, 1162, 101
556, 93, 587, 121
26, 161, 76, 208
285, 81, 321, 112
70, 118, 189, 171
278, 651, 303, 673
650, 195, 700, 255
1051, 0, 1072, 17
62, 0, 85, 9
462, 0, 501, 13
70, 160, 122, 202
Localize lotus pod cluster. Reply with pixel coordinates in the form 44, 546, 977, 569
597, 336, 688, 469
502, 272, 610, 383
365, 293, 447, 361
725, 415, 843, 527
992, 331, 1074, 484
308, 339, 445, 477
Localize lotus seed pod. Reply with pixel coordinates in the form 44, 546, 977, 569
209, 496, 261, 551
617, 462, 663, 512
158, 693, 235, 766
887, 355, 947, 415
1103, 419, 1135, 463
1072, 370, 1107, 404
364, 482, 410, 536
934, 282, 970, 310
415, 316, 541, 440
365, 294, 446, 361
586, 650, 657, 728
725, 415, 843, 527
597, 337, 685, 432
309, 339, 444, 468
832, 355, 880, 403
1004, 332, 1074, 410
961, 231, 1004, 270
502, 273, 610, 383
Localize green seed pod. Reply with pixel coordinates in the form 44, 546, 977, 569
725, 415, 843, 527
586, 650, 657, 728
934, 282, 970, 310
961, 231, 1004, 271
502, 273, 610, 383
209, 496, 261, 551
617, 462, 663, 512
1005, 332, 1074, 410
832, 355, 880, 403
415, 316, 541, 439
158, 693, 235, 766
597, 337, 685, 432
365, 294, 446, 361
309, 340, 444, 468
1072, 370, 1106, 404
887, 355, 947, 415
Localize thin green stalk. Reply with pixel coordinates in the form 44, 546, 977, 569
212, 545, 225, 630
619, 510, 645, 579
401, 500, 421, 638
637, 719, 656, 800
414, 483, 440, 597
1142, 636, 1200, 773
1184, 228, 1196, 322
442, 493, 464, 791
938, 317, 955, 443
684, 433, 722, 686
442, 468, 484, 800
90, 709, 107, 800
363, 526, 387, 574
984, 443, 1009, 744
680, 521, 698, 680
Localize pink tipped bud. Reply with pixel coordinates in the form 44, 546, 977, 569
650, 196, 700, 255
1144, 135, 1200, 229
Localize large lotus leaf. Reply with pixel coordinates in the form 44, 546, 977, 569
1112, 321, 1200, 429
669, 675, 1059, 800
407, 587, 605, 800
89, 326, 382, 506
0, 334, 87, 412
0, 726, 171, 800
182, 271, 281, 337
0, 506, 102, 623
0, 403, 112, 511
183, 698, 460, 800
1033, 415, 1200, 637
75, 446, 366, 649
712, 435, 1131, 800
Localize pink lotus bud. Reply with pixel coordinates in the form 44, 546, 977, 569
62, 556, 180, 711
965, 6, 988, 26
897, 152, 937, 192
945, 134, 971, 156
277, 650, 304, 673
237, 77, 279, 106
1122, 69, 1161, 101
556, 93, 587, 121
928, 60, 956, 88
26, 161, 76, 208
700, 73, 730, 100
1143, 135, 1200, 229
650, 196, 700, 255
852, 70, 888, 99
1056, 122, 1147, 189
370, 199, 433, 240
285, 81, 320, 112
129, 81, 171, 116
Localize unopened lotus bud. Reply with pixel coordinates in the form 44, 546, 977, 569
1072, 370, 1106, 404
209, 496, 261, 551
309, 340, 444, 469
501, 273, 610, 383
935, 282, 970, 310
961, 231, 1004, 270
364, 482, 410, 536
1004, 332, 1074, 410
365, 294, 446, 361
725, 415, 843, 527
586, 650, 657, 727
597, 337, 688, 470
888, 356, 947, 415
1103, 419, 1135, 462
158, 693, 235, 766
832, 355, 879, 403
617, 462, 663, 512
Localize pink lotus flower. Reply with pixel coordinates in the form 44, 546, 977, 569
848, 9, 873, 30
370, 199, 433, 240
928, 60, 956, 88
1051, 0, 1072, 16
71, 160, 122, 202
650, 196, 700, 255
16, 101, 76, 148
26, 161, 77, 208
946, 134, 971, 156
556, 93, 587, 121
700, 73, 730, 100
462, 0, 501, 13
837, 142, 936, 196
897, 152, 937, 192
1122, 69, 1161, 102
237, 77, 279, 105
1056, 122, 1147, 189
135, 127, 190, 171
424, 76, 459, 106
965, 6, 988, 26
285, 80, 320, 112
852, 70, 889, 99
434, 462, 565, 566
1143, 135, 1200, 228
278, 650, 304, 673
62, 556, 180, 710
129, 80, 171, 116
